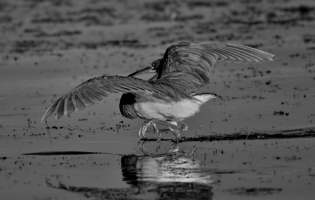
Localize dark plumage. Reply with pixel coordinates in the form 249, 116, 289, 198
119, 93, 138, 119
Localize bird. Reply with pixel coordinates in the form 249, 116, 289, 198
41, 41, 274, 141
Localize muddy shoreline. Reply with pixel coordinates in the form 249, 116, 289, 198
1, 0, 315, 199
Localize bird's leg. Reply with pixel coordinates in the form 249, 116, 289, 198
138, 126, 144, 138
168, 121, 181, 143
151, 121, 162, 141
138, 120, 154, 138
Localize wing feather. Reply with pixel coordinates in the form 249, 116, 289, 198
42, 41, 275, 122
72, 93, 85, 111
41, 75, 184, 122
155, 41, 274, 80
56, 97, 65, 119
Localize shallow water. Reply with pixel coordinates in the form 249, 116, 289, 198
1, 136, 315, 200
1, 0, 315, 199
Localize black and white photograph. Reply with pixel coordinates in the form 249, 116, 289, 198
0, 0, 315, 199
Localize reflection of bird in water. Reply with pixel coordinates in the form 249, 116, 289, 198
121, 153, 213, 199
41, 41, 274, 140
46, 152, 213, 200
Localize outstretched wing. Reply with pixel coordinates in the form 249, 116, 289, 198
41, 75, 178, 122
154, 41, 275, 82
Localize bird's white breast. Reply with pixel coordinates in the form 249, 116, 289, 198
134, 94, 216, 121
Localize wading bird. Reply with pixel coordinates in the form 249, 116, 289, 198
41, 41, 274, 141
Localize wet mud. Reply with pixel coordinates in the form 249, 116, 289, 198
1, 0, 315, 199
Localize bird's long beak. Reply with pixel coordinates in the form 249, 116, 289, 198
128, 66, 155, 77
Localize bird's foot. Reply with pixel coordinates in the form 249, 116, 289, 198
168, 121, 188, 143
169, 126, 181, 143
138, 120, 187, 142
151, 121, 162, 142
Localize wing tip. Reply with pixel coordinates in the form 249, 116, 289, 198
40, 108, 51, 123
267, 53, 276, 61
258, 52, 275, 62
40, 98, 61, 123
40, 105, 69, 123
227, 42, 275, 61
